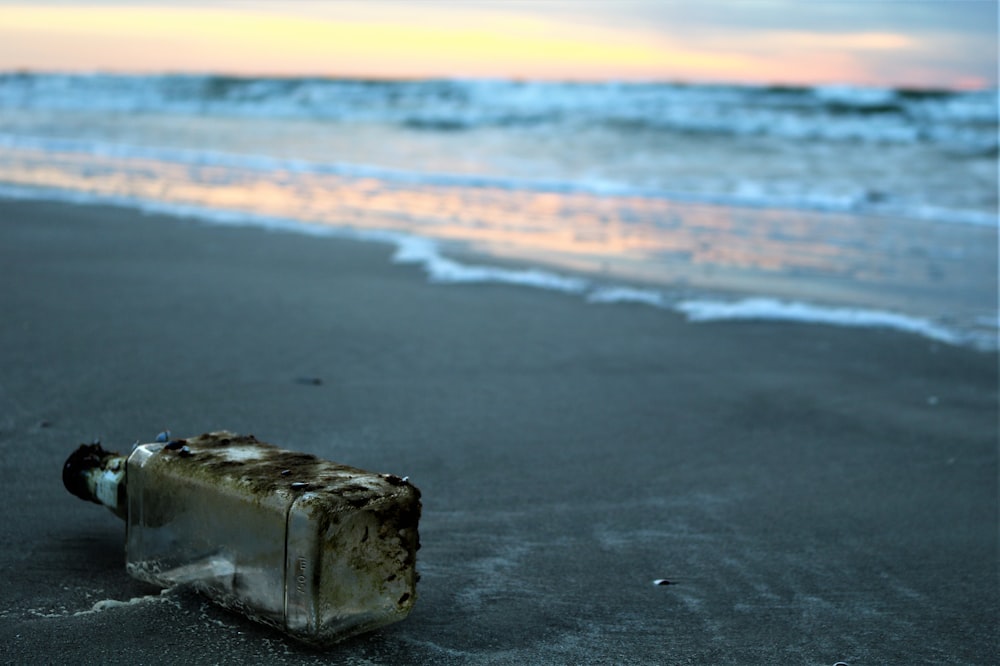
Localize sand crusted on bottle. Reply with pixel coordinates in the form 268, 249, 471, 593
129, 431, 421, 645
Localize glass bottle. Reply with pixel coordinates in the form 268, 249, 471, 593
63, 431, 421, 647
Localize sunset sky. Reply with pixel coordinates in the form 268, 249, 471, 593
0, 1, 996, 88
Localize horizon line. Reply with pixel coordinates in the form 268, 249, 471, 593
0, 67, 992, 93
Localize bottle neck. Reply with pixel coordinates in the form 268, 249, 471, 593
63, 443, 127, 520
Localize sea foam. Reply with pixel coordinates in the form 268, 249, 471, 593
392, 236, 589, 292
675, 298, 967, 345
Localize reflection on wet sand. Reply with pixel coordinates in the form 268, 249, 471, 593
0, 146, 995, 328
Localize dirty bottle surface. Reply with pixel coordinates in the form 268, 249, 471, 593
63, 431, 421, 647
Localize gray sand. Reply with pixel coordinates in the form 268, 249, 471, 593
0, 200, 996, 665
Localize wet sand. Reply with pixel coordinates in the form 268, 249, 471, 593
0, 199, 996, 665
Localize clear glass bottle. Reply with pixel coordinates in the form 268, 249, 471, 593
63, 431, 421, 646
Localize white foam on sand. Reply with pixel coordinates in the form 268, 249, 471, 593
20, 589, 177, 619
587, 287, 994, 350
390, 235, 589, 293
675, 297, 967, 345
587, 286, 669, 308
73, 589, 176, 616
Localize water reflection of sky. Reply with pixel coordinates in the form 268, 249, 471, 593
0, 145, 995, 332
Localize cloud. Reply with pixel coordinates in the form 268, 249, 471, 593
773, 31, 914, 51
0, 0, 994, 87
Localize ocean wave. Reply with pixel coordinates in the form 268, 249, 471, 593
0, 73, 995, 149
1, 132, 995, 227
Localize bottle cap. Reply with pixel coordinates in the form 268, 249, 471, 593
63, 442, 127, 519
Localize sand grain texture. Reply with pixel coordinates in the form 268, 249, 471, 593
0, 200, 996, 664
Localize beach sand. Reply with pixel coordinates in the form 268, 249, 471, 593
0, 199, 996, 664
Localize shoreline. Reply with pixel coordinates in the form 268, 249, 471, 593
0, 187, 995, 352
0, 197, 996, 663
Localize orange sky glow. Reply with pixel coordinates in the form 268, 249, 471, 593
0, 2, 995, 88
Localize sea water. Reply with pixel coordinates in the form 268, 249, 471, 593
0, 73, 996, 348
